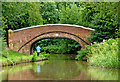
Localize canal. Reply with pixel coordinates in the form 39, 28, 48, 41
0, 54, 119, 80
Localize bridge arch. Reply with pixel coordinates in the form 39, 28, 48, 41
8, 24, 94, 55
29, 37, 81, 55
29, 31, 88, 55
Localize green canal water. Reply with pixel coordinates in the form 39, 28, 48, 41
0, 54, 119, 80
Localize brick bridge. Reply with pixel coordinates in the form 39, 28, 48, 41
8, 24, 94, 55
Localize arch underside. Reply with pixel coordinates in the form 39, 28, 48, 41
30, 37, 82, 55
18, 31, 90, 55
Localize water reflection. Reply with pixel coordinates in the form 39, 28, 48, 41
87, 67, 118, 80
1, 60, 119, 80
36, 65, 41, 73
30, 60, 88, 80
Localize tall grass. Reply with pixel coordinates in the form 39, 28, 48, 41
76, 38, 119, 68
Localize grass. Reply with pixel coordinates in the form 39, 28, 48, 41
1, 50, 50, 66
1, 50, 33, 66
76, 38, 119, 68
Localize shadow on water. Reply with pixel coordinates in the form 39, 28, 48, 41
1, 54, 119, 80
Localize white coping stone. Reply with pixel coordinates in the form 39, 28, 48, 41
13, 24, 95, 32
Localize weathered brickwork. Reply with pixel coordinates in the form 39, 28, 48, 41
8, 24, 94, 55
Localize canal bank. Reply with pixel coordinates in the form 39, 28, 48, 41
1, 52, 119, 81
1, 59, 119, 80
1, 50, 119, 69
0, 50, 50, 67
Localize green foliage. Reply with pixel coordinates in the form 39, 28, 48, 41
32, 51, 50, 61
60, 3, 83, 24
0, 39, 50, 66
1, 2, 119, 67
33, 38, 81, 54
40, 2, 59, 24
32, 51, 38, 62
1, 50, 33, 66
27, 3, 43, 26
76, 38, 119, 68
76, 45, 91, 60
0, 38, 6, 55
88, 2, 119, 42
39, 52, 50, 59
60, 2, 119, 42
1, 50, 50, 66
88, 39, 119, 68
43, 53, 50, 58
79, 2, 96, 26
2, 2, 43, 40
2, 2, 119, 44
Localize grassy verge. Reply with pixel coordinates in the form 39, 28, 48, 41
76, 38, 119, 68
1, 50, 33, 66
1, 50, 50, 66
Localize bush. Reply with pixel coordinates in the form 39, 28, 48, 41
76, 45, 91, 60
76, 38, 119, 68
32, 51, 50, 60
88, 38, 119, 68
32, 51, 38, 62
42, 53, 50, 59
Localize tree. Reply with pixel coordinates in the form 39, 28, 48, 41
2, 2, 43, 40
60, 3, 83, 25
88, 2, 119, 42
40, 2, 59, 24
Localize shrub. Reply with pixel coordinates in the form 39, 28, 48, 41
76, 38, 119, 68
44, 54, 50, 58
88, 38, 119, 68
32, 51, 51, 60
32, 51, 38, 62
76, 45, 91, 60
